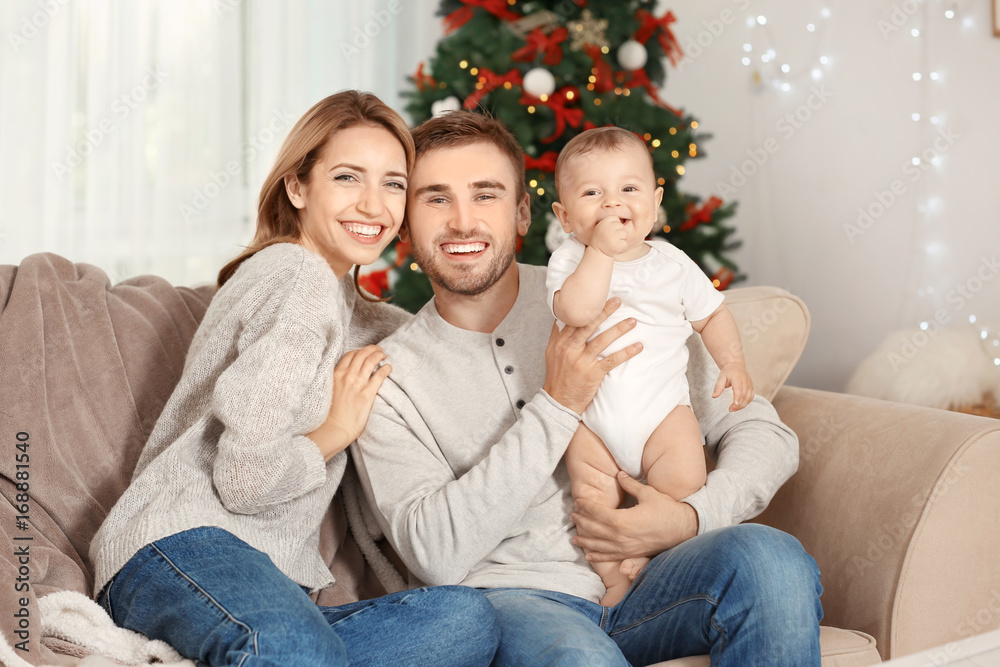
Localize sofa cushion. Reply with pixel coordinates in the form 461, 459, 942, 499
651, 626, 881, 666
716, 285, 811, 401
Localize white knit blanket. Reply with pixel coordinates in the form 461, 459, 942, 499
0, 591, 193, 667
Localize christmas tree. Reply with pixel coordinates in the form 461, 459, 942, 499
362, 0, 742, 312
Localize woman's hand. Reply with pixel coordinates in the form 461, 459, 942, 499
307, 345, 391, 461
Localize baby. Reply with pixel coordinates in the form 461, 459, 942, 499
546, 126, 755, 607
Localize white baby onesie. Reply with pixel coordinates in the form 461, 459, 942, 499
546, 236, 725, 477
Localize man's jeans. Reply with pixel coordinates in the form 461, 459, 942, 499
98, 527, 499, 666
484, 524, 823, 666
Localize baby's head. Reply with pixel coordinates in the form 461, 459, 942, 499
552, 127, 663, 253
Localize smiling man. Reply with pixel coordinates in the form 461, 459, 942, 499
352, 111, 824, 665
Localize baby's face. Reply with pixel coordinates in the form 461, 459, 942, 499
553, 142, 663, 260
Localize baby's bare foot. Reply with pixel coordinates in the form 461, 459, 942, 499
620, 556, 651, 582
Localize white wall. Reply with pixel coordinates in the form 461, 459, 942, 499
665, 0, 1000, 391
4, 1, 997, 391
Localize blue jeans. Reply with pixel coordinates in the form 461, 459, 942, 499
483, 524, 823, 666
98, 527, 499, 666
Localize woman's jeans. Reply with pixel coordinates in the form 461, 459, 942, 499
97, 527, 499, 666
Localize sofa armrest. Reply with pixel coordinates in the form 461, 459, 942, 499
758, 385, 1000, 661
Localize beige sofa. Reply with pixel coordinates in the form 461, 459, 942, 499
1, 254, 997, 666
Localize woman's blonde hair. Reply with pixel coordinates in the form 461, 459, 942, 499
217, 91, 415, 299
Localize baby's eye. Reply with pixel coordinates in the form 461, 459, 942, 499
583, 189, 599, 196
623, 186, 637, 192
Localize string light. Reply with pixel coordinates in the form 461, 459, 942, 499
529, 179, 538, 188
651, 139, 661, 147
676, 165, 685, 175
459, 60, 468, 68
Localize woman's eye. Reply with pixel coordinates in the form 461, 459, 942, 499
387, 181, 407, 190
334, 174, 357, 183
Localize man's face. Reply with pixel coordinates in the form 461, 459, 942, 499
403, 141, 530, 296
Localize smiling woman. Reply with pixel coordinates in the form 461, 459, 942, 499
86, 91, 502, 666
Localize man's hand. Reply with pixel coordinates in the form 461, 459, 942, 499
713, 362, 755, 412
590, 215, 630, 258
570, 471, 699, 562
543, 298, 643, 415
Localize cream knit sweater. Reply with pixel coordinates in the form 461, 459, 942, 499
90, 243, 409, 595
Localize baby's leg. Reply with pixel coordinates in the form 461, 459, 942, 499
620, 405, 708, 583
642, 404, 709, 500
565, 423, 631, 607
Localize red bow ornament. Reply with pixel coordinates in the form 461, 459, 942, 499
583, 44, 614, 93
445, 0, 521, 33
412, 63, 436, 92
358, 269, 390, 298
513, 27, 569, 66
623, 69, 684, 117
634, 9, 683, 67
524, 151, 559, 172
520, 87, 584, 144
680, 196, 724, 231
463, 68, 524, 110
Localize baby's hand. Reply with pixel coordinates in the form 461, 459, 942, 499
713, 362, 755, 412
590, 215, 630, 258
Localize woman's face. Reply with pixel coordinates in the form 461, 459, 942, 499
289, 125, 408, 277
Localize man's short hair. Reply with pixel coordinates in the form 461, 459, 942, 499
411, 110, 527, 202
554, 126, 654, 198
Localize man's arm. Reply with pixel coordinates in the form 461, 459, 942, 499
353, 385, 578, 586
570, 339, 798, 560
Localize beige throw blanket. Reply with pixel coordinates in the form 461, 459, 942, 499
0, 254, 397, 665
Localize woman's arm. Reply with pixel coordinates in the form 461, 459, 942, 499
210, 318, 333, 515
